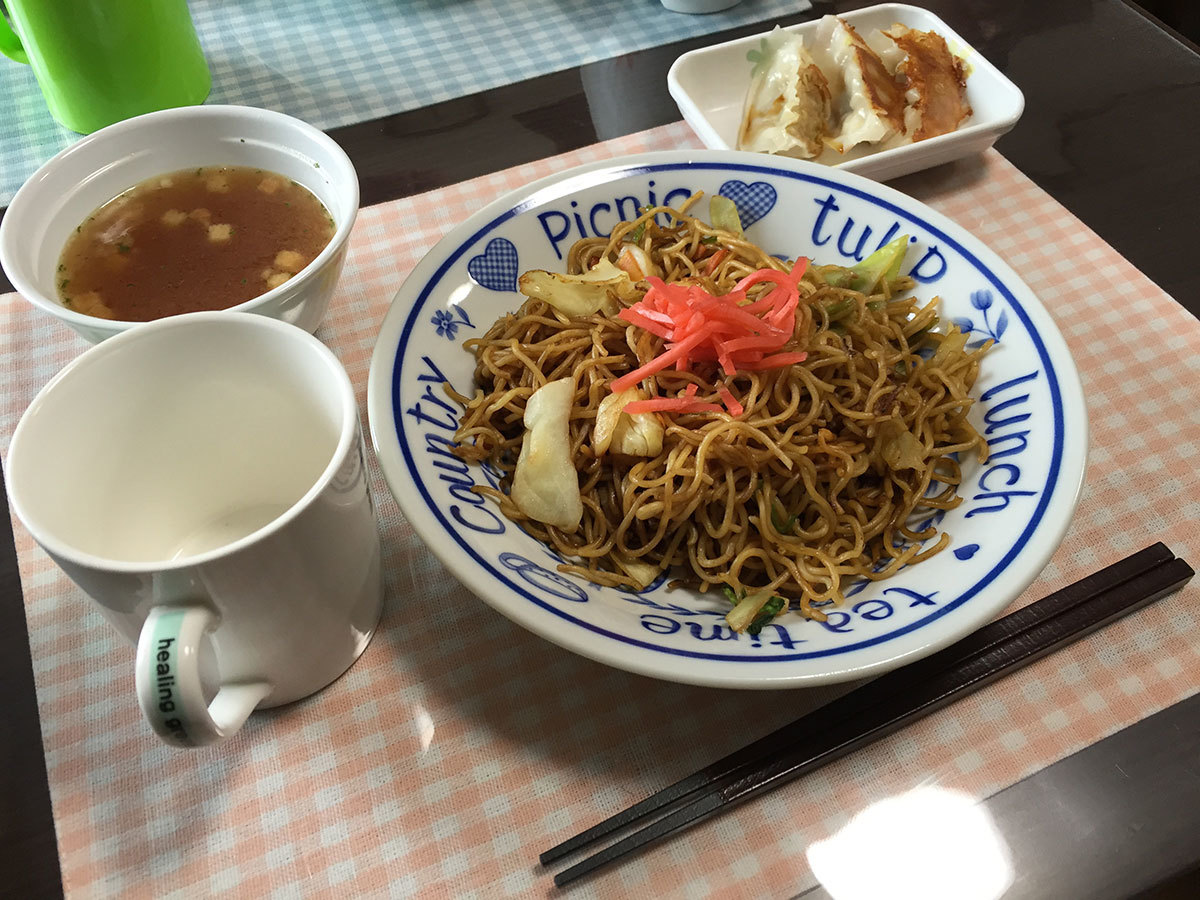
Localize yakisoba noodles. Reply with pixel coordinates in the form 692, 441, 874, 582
449, 193, 990, 632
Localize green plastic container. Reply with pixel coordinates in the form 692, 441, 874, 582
0, 0, 211, 134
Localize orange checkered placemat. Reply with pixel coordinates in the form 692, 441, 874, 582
3, 121, 1198, 898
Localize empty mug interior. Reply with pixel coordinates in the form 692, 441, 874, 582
9, 314, 350, 565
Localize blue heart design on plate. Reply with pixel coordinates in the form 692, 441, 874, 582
717, 180, 777, 229
953, 544, 981, 560
467, 237, 519, 292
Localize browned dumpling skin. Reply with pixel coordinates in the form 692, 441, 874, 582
812, 16, 907, 153
882, 25, 972, 141
842, 22, 907, 134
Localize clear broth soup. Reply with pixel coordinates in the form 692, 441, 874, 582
57, 166, 335, 321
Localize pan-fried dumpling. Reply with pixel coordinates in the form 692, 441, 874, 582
737, 27, 833, 160
870, 24, 972, 142
810, 16, 906, 153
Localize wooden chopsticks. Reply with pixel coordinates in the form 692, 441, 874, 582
541, 542, 1193, 887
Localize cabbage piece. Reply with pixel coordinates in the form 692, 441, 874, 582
518, 258, 638, 317
614, 553, 661, 589
725, 590, 778, 633
853, 234, 910, 292
593, 388, 664, 457
822, 234, 910, 294
929, 327, 970, 367
511, 378, 583, 532
877, 418, 925, 470
709, 194, 744, 237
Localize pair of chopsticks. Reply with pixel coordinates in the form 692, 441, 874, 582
540, 542, 1193, 887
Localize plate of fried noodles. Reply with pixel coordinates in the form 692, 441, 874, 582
367, 151, 1087, 688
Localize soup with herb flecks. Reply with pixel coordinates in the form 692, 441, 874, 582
56, 166, 335, 321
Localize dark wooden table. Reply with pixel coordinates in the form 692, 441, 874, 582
3, 1, 1199, 896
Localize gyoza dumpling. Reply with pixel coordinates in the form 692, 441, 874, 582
810, 16, 907, 153
737, 27, 833, 159
870, 24, 972, 142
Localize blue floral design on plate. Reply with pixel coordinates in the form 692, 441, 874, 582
951, 289, 1009, 348
431, 305, 475, 340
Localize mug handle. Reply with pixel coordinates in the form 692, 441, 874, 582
0, 9, 29, 64
135, 605, 271, 748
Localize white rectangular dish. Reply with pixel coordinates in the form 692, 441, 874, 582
666, 3, 1024, 182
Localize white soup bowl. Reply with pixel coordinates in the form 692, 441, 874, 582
0, 104, 359, 343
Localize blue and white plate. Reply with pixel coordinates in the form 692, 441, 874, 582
366, 151, 1087, 689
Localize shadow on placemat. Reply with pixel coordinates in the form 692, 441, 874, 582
374, 553, 859, 786
890, 154, 992, 203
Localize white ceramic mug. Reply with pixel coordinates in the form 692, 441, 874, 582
7, 312, 383, 747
